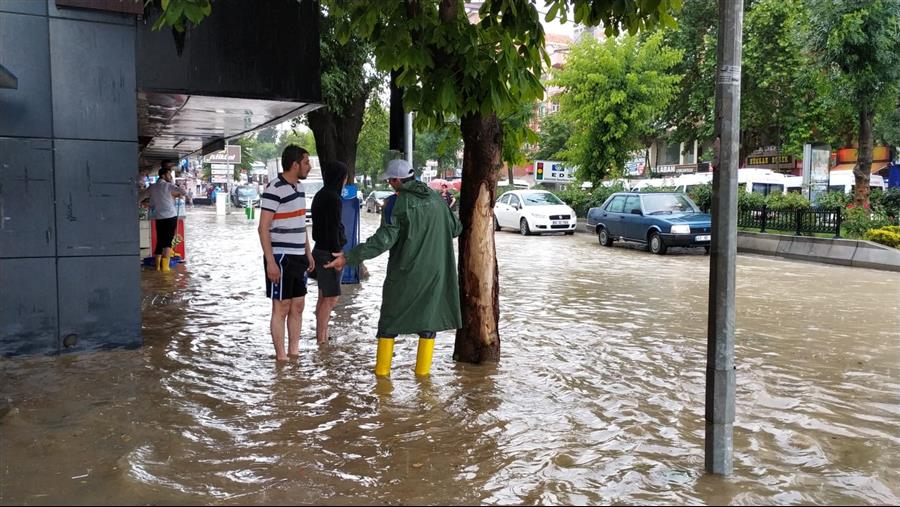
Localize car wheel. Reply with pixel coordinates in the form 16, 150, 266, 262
519, 218, 531, 236
649, 231, 667, 255
598, 227, 613, 247
494, 215, 501, 232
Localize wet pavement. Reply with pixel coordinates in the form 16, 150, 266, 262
2, 206, 899, 504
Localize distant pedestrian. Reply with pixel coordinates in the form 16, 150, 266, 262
146, 161, 187, 272
440, 184, 456, 209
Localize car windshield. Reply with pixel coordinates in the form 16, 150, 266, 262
640, 194, 699, 215
521, 191, 563, 206
237, 187, 258, 197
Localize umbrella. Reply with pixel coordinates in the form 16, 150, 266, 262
428, 178, 451, 190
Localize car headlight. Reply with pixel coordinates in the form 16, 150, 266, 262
670, 224, 691, 234
530, 212, 547, 219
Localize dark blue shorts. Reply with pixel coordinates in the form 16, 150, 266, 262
264, 254, 308, 300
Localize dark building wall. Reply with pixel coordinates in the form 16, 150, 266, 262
0, 1, 141, 355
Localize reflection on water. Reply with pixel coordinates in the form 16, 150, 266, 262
2, 208, 899, 504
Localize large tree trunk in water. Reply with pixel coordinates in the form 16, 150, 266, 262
855, 106, 874, 208
307, 93, 368, 181
454, 113, 501, 363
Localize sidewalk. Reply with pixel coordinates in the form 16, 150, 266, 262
575, 218, 900, 272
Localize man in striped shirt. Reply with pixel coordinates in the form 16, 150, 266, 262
258, 145, 315, 361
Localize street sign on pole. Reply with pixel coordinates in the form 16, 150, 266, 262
802, 143, 831, 204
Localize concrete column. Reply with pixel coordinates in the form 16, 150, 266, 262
0, 1, 140, 355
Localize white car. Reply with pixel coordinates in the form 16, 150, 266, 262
493, 189, 577, 235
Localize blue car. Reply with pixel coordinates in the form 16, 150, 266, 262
586, 192, 712, 255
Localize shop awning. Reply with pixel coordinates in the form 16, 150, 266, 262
832, 162, 890, 173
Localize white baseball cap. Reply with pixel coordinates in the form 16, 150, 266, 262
382, 159, 414, 180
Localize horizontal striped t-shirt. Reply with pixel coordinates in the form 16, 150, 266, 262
261, 175, 307, 255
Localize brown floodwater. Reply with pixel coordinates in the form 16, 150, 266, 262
2, 207, 898, 505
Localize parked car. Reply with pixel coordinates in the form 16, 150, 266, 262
586, 192, 712, 254
493, 189, 577, 235
231, 185, 260, 207
365, 190, 395, 213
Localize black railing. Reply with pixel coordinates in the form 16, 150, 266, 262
738, 206, 842, 237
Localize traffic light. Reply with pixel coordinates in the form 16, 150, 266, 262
536, 162, 544, 180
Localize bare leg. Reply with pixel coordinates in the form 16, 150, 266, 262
270, 299, 291, 361
287, 297, 305, 356
315, 292, 339, 345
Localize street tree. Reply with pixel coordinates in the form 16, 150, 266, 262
277, 129, 317, 157
554, 32, 682, 183
306, 14, 384, 181
808, 0, 900, 207
533, 112, 572, 162
356, 98, 391, 187
660, 0, 717, 148
499, 102, 538, 186
413, 122, 463, 179
741, 0, 850, 161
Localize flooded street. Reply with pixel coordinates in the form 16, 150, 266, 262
2, 207, 899, 505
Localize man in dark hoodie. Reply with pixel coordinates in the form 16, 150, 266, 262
325, 159, 462, 377
311, 161, 349, 345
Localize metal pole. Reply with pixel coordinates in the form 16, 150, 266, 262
706, 0, 743, 476
405, 112, 414, 167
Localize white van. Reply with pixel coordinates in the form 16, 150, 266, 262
784, 170, 886, 195
671, 172, 713, 193
669, 169, 786, 196
738, 167, 786, 196
828, 170, 886, 194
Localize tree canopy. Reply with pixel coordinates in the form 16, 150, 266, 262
554, 32, 682, 182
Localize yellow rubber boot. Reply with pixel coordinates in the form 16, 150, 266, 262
161, 256, 171, 272
374, 338, 394, 377
414, 337, 435, 377
154, 255, 162, 271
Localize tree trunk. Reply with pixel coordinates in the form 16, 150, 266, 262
307, 92, 368, 181
855, 106, 874, 208
454, 112, 501, 363
507, 163, 514, 186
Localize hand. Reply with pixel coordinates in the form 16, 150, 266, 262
324, 252, 346, 270
266, 261, 281, 283
306, 253, 315, 273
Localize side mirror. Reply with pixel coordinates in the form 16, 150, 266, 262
512, 203, 520, 210
631, 209, 642, 215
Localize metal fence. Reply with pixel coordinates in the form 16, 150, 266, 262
738, 206, 843, 237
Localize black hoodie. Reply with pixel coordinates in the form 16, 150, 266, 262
310, 173, 347, 252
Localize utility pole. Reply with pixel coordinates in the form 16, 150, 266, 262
707, 0, 743, 476
389, 69, 414, 165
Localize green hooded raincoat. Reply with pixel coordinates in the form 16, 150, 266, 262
346, 180, 462, 335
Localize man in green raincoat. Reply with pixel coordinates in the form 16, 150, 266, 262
325, 159, 462, 377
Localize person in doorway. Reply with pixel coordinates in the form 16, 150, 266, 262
440, 183, 456, 209
258, 145, 315, 361
325, 159, 462, 377
310, 161, 349, 345
147, 161, 188, 272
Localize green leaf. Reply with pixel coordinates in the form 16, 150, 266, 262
545, 3, 559, 22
